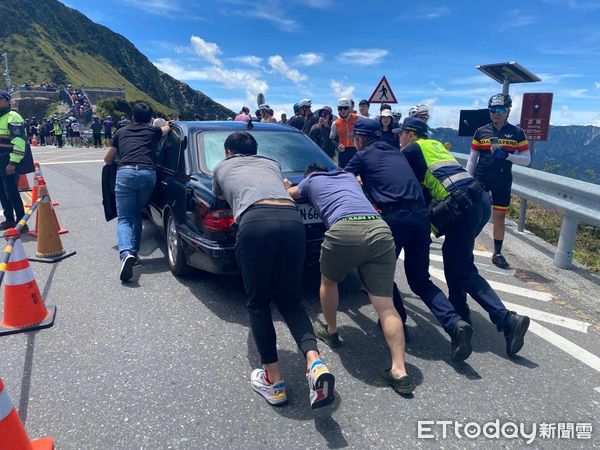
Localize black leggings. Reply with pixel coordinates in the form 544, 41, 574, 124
0, 174, 25, 223
236, 204, 318, 364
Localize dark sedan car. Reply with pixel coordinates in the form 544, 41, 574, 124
146, 120, 337, 275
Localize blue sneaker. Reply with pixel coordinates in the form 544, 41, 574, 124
250, 368, 287, 406
119, 253, 136, 282
307, 360, 335, 409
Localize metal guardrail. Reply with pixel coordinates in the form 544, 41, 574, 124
452, 152, 600, 269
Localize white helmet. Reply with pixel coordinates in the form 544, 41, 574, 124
408, 104, 430, 118
259, 103, 271, 111
337, 98, 352, 108
298, 98, 312, 108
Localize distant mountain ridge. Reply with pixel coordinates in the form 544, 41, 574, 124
0, 0, 234, 119
434, 125, 600, 185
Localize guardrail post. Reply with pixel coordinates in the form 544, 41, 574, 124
553, 215, 579, 269
518, 198, 528, 232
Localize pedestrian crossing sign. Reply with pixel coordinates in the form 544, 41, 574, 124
368, 76, 397, 103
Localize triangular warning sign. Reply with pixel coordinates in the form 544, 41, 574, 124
368, 76, 397, 104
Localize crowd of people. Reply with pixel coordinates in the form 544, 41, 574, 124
102, 91, 532, 409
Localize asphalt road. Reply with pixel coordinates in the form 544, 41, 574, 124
0, 146, 598, 449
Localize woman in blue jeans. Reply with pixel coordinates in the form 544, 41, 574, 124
104, 102, 170, 281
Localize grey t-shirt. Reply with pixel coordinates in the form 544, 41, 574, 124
212, 154, 292, 222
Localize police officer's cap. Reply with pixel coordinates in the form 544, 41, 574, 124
353, 118, 381, 138
393, 117, 429, 136
0, 90, 11, 102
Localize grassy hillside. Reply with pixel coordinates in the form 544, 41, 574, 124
0, 0, 233, 119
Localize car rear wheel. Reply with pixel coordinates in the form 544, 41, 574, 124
166, 211, 191, 276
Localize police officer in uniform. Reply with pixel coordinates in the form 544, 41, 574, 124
397, 117, 530, 357
346, 119, 473, 361
0, 90, 30, 231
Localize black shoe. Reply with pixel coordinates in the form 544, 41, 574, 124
492, 253, 510, 269
314, 319, 341, 348
119, 253, 136, 282
503, 312, 530, 356
378, 368, 415, 395
450, 320, 473, 362
0, 221, 16, 231
377, 319, 410, 342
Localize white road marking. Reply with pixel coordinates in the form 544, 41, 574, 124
38, 159, 104, 165
594, 387, 600, 394
528, 321, 600, 374
429, 242, 493, 258
428, 267, 553, 302
503, 301, 589, 333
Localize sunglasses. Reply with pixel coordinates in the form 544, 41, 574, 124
338, 107, 349, 111
319, 111, 330, 118
489, 106, 507, 115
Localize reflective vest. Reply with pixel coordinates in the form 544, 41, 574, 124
416, 139, 473, 202
333, 113, 359, 148
0, 110, 26, 164
53, 123, 62, 136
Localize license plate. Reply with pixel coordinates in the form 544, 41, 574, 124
298, 204, 321, 224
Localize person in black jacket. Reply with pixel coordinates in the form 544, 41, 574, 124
309, 106, 335, 159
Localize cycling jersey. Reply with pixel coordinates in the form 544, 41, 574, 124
471, 122, 528, 180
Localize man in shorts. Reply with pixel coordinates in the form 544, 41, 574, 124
467, 94, 530, 269
286, 165, 414, 394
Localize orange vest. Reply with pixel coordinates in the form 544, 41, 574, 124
334, 113, 359, 148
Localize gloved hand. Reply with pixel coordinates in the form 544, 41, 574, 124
492, 147, 508, 160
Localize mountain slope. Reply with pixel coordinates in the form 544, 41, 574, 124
0, 0, 234, 119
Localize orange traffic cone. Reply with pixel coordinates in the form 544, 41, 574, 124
27, 183, 75, 264
28, 178, 67, 238
25, 164, 58, 208
0, 378, 54, 450
17, 174, 31, 192
0, 229, 56, 336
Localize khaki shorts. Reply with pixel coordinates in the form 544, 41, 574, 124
320, 219, 396, 297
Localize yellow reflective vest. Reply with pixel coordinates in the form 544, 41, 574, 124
0, 110, 26, 165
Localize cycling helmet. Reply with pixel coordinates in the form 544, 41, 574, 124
392, 110, 403, 120
259, 103, 271, 111
408, 104, 430, 118
337, 98, 352, 108
488, 93, 512, 108
293, 103, 300, 114
299, 98, 312, 108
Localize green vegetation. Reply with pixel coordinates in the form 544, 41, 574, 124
508, 197, 600, 273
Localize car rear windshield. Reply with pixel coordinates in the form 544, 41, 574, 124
198, 130, 337, 175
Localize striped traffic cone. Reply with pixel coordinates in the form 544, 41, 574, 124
0, 378, 54, 450
0, 229, 56, 336
28, 178, 67, 238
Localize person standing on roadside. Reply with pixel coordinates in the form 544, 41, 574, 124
329, 98, 359, 168
91, 115, 102, 148
288, 99, 317, 134
358, 99, 375, 119
309, 106, 335, 159
466, 94, 530, 269
103, 116, 113, 147
53, 118, 63, 148
235, 107, 251, 122
0, 90, 28, 232
212, 131, 335, 409
259, 104, 277, 123
103, 102, 170, 282
286, 164, 415, 395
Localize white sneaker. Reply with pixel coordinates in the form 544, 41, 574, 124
250, 368, 287, 406
306, 360, 335, 409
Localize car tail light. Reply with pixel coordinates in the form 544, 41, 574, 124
203, 209, 235, 232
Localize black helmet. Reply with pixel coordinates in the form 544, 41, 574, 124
488, 94, 512, 109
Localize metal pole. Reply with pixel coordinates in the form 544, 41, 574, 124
502, 79, 510, 96
528, 140, 534, 166
553, 215, 579, 269
518, 198, 527, 232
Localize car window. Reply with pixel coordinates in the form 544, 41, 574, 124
158, 128, 181, 171
198, 130, 337, 174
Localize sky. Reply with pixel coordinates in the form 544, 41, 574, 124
59, 0, 600, 128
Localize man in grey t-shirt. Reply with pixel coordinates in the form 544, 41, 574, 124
212, 131, 335, 410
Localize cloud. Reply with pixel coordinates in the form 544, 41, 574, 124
541, 0, 600, 10
595, 81, 600, 89
296, 0, 333, 9
399, 5, 450, 20
122, 0, 181, 15
336, 49, 389, 66
267, 55, 307, 83
154, 58, 268, 102
222, 1, 299, 31
190, 36, 223, 66
229, 56, 263, 68
295, 52, 324, 66
500, 10, 536, 29
330, 79, 355, 100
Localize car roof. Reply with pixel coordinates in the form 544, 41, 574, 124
173, 120, 301, 134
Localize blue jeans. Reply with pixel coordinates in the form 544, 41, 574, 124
115, 168, 156, 259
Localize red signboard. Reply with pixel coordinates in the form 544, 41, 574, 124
520, 93, 553, 141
